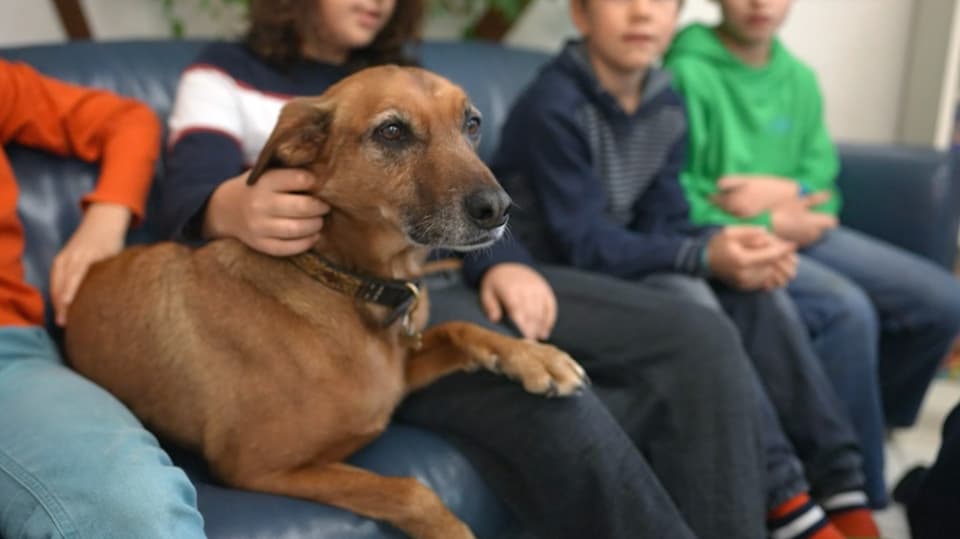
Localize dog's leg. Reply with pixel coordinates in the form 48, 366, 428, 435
237, 462, 474, 539
406, 321, 586, 395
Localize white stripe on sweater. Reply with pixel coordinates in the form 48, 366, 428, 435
168, 67, 288, 165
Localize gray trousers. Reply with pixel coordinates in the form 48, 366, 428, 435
643, 274, 866, 507
397, 265, 768, 539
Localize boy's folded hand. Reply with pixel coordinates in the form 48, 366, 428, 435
714, 175, 800, 218
770, 192, 837, 247
764, 251, 798, 290
736, 229, 797, 289
707, 226, 796, 290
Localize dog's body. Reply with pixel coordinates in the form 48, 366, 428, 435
65, 66, 584, 539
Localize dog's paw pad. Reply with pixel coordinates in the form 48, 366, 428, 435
500, 343, 586, 398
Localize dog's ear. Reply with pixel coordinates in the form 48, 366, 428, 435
247, 99, 332, 186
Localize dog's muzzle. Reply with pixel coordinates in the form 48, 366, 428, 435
464, 188, 512, 231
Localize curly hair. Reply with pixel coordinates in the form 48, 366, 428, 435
246, 0, 424, 69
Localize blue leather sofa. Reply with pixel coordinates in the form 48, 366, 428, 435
2, 39, 958, 539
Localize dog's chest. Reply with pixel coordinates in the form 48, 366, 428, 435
313, 320, 408, 387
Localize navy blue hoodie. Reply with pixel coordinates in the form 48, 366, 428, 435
465, 41, 716, 282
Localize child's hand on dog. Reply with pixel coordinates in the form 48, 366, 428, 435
204, 168, 331, 256
51, 202, 132, 326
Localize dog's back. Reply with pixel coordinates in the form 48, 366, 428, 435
67, 238, 408, 467
67, 241, 209, 447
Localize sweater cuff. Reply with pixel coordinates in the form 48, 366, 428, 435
698, 242, 712, 278
674, 228, 719, 277
82, 151, 155, 226
461, 235, 536, 289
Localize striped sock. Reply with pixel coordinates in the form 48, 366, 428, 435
821, 491, 880, 538
768, 493, 844, 539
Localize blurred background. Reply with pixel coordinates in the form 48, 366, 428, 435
2, 0, 958, 151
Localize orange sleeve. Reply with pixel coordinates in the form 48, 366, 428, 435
0, 60, 162, 224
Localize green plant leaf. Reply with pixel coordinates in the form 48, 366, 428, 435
491, 0, 526, 20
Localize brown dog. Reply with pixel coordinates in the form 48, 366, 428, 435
65, 66, 586, 539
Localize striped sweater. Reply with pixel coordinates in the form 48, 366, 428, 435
472, 40, 717, 281
159, 42, 349, 241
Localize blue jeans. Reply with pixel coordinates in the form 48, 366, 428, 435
0, 326, 205, 539
789, 226, 960, 507
642, 274, 863, 509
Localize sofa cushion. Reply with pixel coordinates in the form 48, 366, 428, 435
172, 424, 511, 539
836, 143, 959, 270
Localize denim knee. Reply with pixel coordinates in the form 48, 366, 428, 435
793, 262, 878, 346
1, 460, 203, 539
838, 283, 877, 334
85, 463, 204, 539
0, 328, 205, 539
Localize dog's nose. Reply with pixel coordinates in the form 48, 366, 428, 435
464, 188, 511, 230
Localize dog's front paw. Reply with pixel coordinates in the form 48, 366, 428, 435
488, 341, 587, 397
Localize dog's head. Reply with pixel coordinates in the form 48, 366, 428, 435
248, 66, 511, 252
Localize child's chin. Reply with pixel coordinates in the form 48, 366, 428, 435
734, 26, 775, 44
619, 55, 656, 72
347, 30, 381, 49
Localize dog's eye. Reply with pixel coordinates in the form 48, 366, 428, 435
465, 116, 482, 137
376, 122, 407, 142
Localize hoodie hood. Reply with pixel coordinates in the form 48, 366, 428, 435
667, 23, 794, 82
554, 39, 674, 117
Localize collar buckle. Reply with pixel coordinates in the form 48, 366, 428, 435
289, 252, 424, 348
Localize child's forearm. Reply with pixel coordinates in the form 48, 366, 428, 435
81, 202, 133, 239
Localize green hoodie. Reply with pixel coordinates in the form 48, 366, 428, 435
664, 23, 840, 228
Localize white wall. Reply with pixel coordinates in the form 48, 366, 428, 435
0, 0, 457, 43
770, 0, 914, 146
0, 0, 929, 146
0, 1, 65, 46
81, 0, 246, 40
0, 0, 244, 45
506, 0, 916, 145
898, 0, 960, 150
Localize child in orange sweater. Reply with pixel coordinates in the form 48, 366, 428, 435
0, 60, 205, 538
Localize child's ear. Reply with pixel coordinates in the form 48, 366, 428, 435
569, 0, 590, 36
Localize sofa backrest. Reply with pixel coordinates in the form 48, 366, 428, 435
0, 39, 551, 319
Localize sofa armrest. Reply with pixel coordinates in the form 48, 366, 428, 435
836, 143, 959, 270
